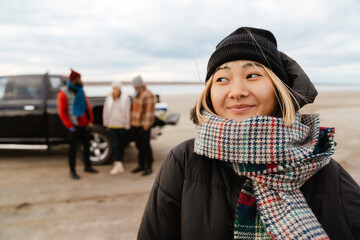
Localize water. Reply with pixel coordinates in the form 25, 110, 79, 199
84, 83, 205, 97
314, 84, 360, 92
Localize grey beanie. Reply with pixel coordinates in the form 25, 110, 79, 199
206, 27, 290, 87
132, 75, 144, 87
111, 81, 122, 89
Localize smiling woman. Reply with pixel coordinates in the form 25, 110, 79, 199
137, 27, 360, 240
192, 59, 298, 125
210, 61, 277, 123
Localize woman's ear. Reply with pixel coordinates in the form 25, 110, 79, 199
280, 51, 318, 110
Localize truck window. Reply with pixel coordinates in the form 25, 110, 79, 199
0, 77, 8, 100
48, 77, 66, 99
12, 77, 43, 100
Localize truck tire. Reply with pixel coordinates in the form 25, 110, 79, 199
89, 125, 113, 165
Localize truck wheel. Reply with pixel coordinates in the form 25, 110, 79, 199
89, 125, 113, 164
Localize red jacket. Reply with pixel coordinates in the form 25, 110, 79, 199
57, 90, 93, 129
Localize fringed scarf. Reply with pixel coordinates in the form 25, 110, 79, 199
194, 111, 336, 240
68, 81, 87, 117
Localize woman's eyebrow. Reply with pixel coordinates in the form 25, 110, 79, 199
214, 65, 230, 73
241, 63, 264, 69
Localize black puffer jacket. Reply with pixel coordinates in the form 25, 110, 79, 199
138, 139, 360, 240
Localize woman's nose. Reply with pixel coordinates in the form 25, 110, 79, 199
228, 79, 249, 100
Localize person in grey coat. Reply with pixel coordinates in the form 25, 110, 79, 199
103, 81, 131, 174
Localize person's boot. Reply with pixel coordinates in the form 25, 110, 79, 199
131, 165, 145, 173
70, 172, 80, 180
110, 161, 125, 175
84, 167, 99, 173
142, 168, 153, 176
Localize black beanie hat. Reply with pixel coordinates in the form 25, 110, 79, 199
206, 27, 291, 86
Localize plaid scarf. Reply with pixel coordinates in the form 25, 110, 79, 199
194, 111, 336, 240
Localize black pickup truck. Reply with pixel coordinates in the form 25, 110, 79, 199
0, 74, 179, 164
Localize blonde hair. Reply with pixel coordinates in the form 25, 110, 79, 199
190, 60, 298, 125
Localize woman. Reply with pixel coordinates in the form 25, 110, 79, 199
103, 81, 131, 174
137, 27, 360, 239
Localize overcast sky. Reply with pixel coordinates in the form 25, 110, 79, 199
0, 0, 359, 84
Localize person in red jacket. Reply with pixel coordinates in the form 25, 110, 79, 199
57, 69, 98, 179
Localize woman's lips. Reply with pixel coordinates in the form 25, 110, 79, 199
227, 104, 254, 113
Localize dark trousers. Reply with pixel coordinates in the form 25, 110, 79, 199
68, 126, 92, 173
109, 128, 126, 162
133, 127, 153, 169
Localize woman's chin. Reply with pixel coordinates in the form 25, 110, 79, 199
224, 113, 254, 122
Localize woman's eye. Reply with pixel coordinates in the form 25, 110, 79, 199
216, 77, 228, 83
247, 73, 260, 79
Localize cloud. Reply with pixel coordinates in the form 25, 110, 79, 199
0, 0, 359, 83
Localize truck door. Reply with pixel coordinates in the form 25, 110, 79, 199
0, 76, 10, 139
0, 75, 47, 143
46, 76, 69, 143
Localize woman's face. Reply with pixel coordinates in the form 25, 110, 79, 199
210, 60, 277, 122
112, 87, 121, 98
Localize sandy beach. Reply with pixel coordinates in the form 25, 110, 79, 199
300, 90, 360, 181
0, 90, 359, 239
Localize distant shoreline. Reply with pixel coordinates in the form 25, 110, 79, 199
84, 81, 205, 86
84, 81, 360, 92
84, 80, 360, 87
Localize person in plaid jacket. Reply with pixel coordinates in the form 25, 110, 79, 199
130, 75, 157, 176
